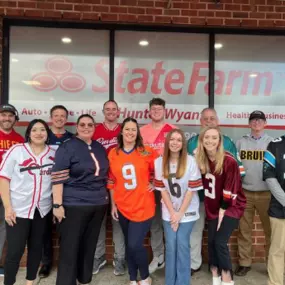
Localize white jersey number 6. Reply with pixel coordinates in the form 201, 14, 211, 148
122, 164, 137, 190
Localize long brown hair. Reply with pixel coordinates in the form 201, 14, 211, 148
196, 126, 225, 175
162, 129, 188, 179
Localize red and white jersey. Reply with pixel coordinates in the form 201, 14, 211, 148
93, 123, 121, 154
0, 143, 55, 219
154, 155, 203, 223
140, 123, 176, 156
0, 129, 24, 164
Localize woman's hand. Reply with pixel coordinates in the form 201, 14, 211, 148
111, 204, 119, 221
53, 206, 65, 223
5, 206, 16, 227
217, 208, 225, 231
147, 183, 155, 192
171, 222, 179, 232
170, 211, 183, 225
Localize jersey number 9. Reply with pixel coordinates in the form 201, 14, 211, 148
122, 164, 137, 190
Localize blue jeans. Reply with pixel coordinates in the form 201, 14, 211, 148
163, 220, 195, 285
119, 212, 153, 281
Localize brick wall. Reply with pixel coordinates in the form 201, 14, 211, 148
0, 0, 279, 266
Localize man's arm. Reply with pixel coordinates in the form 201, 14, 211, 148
266, 178, 285, 207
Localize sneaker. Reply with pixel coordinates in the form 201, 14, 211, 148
234, 265, 251, 276
148, 254, 164, 274
0, 267, 4, 277
38, 264, 51, 278
113, 258, 125, 276
92, 255, 107, 275
129, 282, 138, 285
138, 277, 152, 285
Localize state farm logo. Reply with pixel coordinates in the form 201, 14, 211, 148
31, 56, 86, 92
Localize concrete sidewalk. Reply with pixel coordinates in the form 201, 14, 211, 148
3, 264, 272, 285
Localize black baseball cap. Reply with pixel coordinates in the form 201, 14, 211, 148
249, 110, 266, 121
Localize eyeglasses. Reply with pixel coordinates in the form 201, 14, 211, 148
78, 123, 94, 128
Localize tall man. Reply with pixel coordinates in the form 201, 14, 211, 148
92, 100, 126, 276
187, 107, 244, 275
235, 111, 272, 276
140, 98, 176, 274
0, 104, 24, 276
39, 105, 73, 278
263, 132, 285, 285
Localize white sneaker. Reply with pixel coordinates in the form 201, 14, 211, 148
139, 277, 152, 285
221, 281, 234, 285
213, 276, 221, 285
129, 281, 138, 285
148, 254, 165, 274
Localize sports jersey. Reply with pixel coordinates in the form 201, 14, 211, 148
0, 143, 55, 219
263, 136, 285, 218
107, 146, 158, 222
154, 155, 203, 223
202, 153, 246, 220
92, 123, 120, 154
236, 133, 272, 191
48, 129, 73, 151
52, 137, 109, 206
187, 134, 245, 202
0, 129, 24, 164
140, 123, 176, 155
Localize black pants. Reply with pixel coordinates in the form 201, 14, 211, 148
41, 210, 53, 266
208, 216, 239, 274
56, 204, 107, 285
118, 211, 152, 281
4, 209, 49, 285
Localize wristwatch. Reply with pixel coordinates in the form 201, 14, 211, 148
53, 204, 63, 209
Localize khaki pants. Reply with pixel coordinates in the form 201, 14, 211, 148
237, 189, 271, 266
268, 217, 285, 285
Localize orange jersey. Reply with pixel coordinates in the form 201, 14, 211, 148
107, 146, 158, 222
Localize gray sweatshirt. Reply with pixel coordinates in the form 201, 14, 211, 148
236, 133, 273, 191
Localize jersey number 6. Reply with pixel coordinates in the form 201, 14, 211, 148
122, 164, 137, 190
205, 173, 216, 200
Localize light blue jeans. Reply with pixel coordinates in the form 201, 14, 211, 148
163, 220, 195, 285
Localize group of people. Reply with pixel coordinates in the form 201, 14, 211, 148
0, 98, 283, 285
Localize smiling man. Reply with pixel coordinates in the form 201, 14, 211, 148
39, 105, 73, 278
0, 104, 24, 277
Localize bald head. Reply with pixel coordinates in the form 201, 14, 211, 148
200, 108, 219, 128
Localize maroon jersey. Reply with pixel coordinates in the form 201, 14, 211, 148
92, 123, 121, 154
202, 153, 246, 220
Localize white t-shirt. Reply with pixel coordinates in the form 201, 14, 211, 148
154, 155, 203, 223
0, 143, 55, 219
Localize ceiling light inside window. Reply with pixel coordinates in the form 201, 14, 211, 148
139, 40, 149, 47
249, 73, 258, 78
22, 80, 41, 86
11, 58, 19, 62
214, 43, 223, 49
62, 37, 72, 44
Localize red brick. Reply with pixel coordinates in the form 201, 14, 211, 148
234, 0, 250, 3
62, 11, 81, 19
190, 17, 206, 25
154, 15, 172, 23
120, 0, 134, 5
74, 4, 92, 11
55, 3, 73, 10
92, 5, 109, 12
250, 12, 265, 18
258, 19, 276, 27
216, 11, 232, 17
155, 1, 167, 8
266, 13, 282, 19
275, 20, 285, 26
102, 0, 119, 4
128, 7, 145, 14
6, 8, 24, 16
36, 2, 54, 9
225, 4, 241, 11
206, 18, 224, 25
241, 4, 253, 11
225, 18, 241, 26
208, 3, 224, 10
199, 10, 215, 17
101, 12, 118, 21
25, 9, 44, 17
276, 6, 285, 12
253, 244, 266, 251
118, 14, 137, 22
233, 11, 249, 18
18, 1, 36, 8
258, 5, 274, 12
0, 7, 5, 15
44, 10, 62, 19
190, 3, 206, 9
83, 0, 101, 3
255, 237, 266, 244
181, 10, 198, 17
137, 0, 154, 7
137, 15, 153, 22
172, 2, 189, 9
267, 0, 282, 4
0, 1, 17, 7
254, 0, 266, 4
146, 8, 163, 15
164, 9, 180, 16
172, 16, 189, 24
110, 6, 127, 13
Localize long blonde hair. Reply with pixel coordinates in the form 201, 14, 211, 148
162, 129, 188, 179
196, 126, 225, 175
